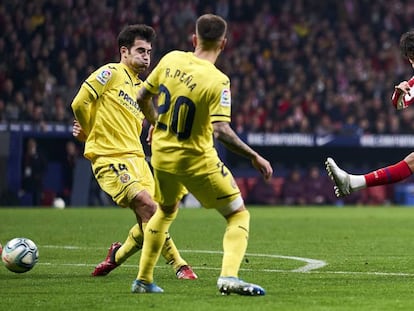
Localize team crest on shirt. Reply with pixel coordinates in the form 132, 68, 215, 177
220, 88, 231, 107
96, 69, 112, 85
119, 173, 131, 183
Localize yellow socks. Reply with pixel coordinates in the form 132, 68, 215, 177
161, 233, 188, 271
220, 210, 250, 277
115, 224, 143, 264
114, 213, 186, 273
138, 208, 178, 283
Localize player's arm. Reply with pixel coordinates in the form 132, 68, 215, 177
213, 121, 273, 180
71, 86, 94, 136
137, 87, 158, 125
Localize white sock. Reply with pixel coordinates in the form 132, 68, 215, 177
349, 174, 366, 191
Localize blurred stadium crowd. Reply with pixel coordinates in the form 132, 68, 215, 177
2, 0, 414, 134
2, 0, 414, 206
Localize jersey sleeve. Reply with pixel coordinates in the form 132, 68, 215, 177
71, 86, 93, 134
210, 77, 232, 123
71, 65, 117, 134
84, 65, 117, 99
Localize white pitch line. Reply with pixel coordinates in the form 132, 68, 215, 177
179, 250, 327, 272
40, 245, 414, 277
244, 253, 327, 273
42, 245, 326, 273
321, 271, 414, 276
35, 262, 414, 277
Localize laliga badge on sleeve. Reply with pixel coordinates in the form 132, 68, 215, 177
220, 88, 231, 107
96, 69, 112, 85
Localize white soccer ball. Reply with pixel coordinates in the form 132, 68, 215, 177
53, 197, 66, 209
1, 238, 39, 273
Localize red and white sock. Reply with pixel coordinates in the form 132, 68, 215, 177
364, 160, 412, 187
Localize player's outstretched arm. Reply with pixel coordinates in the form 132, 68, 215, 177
213, 121, 273, 180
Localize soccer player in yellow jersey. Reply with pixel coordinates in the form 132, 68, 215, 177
71, 24, 196, 283
133, 14, 273, 295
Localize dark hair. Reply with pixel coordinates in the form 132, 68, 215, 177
196, 14, 227, 49
117, 24, 156, 50
400, 30, 414, 60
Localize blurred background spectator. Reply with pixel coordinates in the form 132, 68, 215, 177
303, 165, 337, 205
20, 138, 47, 206
246, 177, 282, 205
281, 168, 307, 205
60, 141, 79, 206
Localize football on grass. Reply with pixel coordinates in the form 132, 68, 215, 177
53, 197, 66, 209
1, 238, 39, 273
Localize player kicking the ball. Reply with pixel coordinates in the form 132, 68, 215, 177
71, 24, 196, 283
326, 30, 414, 197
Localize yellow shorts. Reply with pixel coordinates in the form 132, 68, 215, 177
153, 161, 242, 211
91, 155, 154, 208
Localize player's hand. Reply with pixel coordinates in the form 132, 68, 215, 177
392, 77, 414, 110
73, 120, 87, 142
146, 124, 154, 145
395, 81, 411, 95
251, 154, 273, 181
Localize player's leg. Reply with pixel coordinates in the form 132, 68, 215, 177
187, 163, 265, 296
326, 154, 414, 197
115, 224, 143, 264
92, 223, 142, 276
133, 169, 185, 293
162, 233, 197, 279
133, 203, 180, 293
134, 161, 196, 279
91, 156, 195, 279
221, 208, 249, 277
90, 156, 145, 276
131, 191, 197, 292
91, 242, 122, 276
92, 194, 151, 276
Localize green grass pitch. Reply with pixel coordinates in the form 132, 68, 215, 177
1, 206, 414, 310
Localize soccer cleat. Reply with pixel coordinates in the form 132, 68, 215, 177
325, 157, 351, 197
131, 280, 164, 293
91, 242, 122, 276
217, 276, 265, 296
176, 265, 198, 280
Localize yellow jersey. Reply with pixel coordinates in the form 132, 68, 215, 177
143, 51, 231, 174
72, 63, 145, 160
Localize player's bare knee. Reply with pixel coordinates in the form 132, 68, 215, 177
404, 153, 414, 170
131, 190, 157, 222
